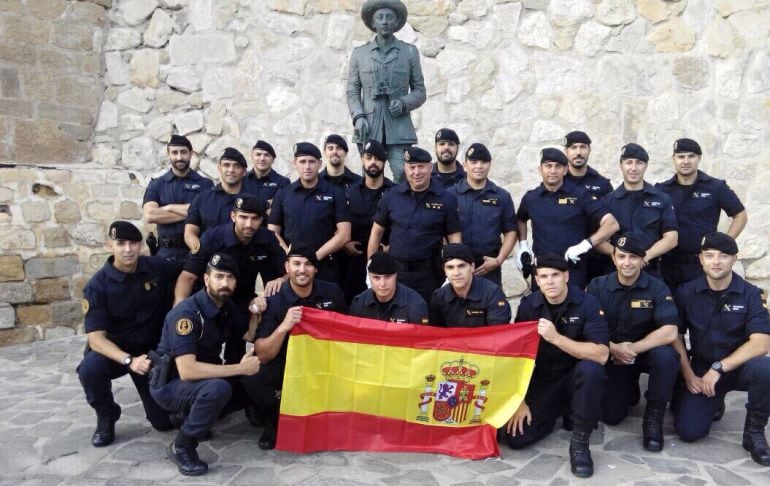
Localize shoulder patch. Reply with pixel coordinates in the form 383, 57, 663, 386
82, 299, 89, 315
176, 318, 193, 336
191, 241, 200, 254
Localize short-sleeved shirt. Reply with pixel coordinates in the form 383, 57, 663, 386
183, 223, 286, 308
257, 280, 346, 379
320, 167, 363, 190
345, 178, 395, 245
268, 178, 350, 252
349, 283, 429, 324
565, 166, 613, 201
515, 285, 609, 375
185, 184, 255, 234
241, 169, 290, 209
586, 271, 679, 343
517, 179, 610, 255
432, 163, 465, 189
656, 171, 745, 255
156, 289, 246, 368
603, 182, 678, 251
448, 179, 517, 258
83, 256, 183, 355
675, 274, 770, 365
373, 179, 461, 261
143, 169, 213, 238
429, 276, 511, 327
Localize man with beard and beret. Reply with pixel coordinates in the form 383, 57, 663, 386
268, 142, 351, 283
349, 251, 428, 324
448, 143, 517, 287
505, 254, 609, 478
368, 145, 462, 304
143, 135, 213, 260
672, 232, 770, 466
78, 221, 182, 448
586, 234, 679, 452
184, 147, 254, 254
656, 138, 747, 293
429, 243, 511, 327
432, 128, 465, 189
242, 140, 290, 212
151, 253, 261, 476
347, 0, 426, 183
342, 140, 395, 302
320, 134, 362, 190
241, 243, 346, 450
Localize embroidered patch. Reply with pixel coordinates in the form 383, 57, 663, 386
497, 300, 506, 307
176, 318, 193, 336
191, 240, 200, 254
82, 299, 89, 315
421, 317, 430, 324
631, 299, 653, 309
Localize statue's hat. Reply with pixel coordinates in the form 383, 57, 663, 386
361, 0, 408, 33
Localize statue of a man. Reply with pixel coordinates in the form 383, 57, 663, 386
347, 0, 426, 182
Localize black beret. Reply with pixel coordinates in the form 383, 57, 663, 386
442, 243, 474, 264
620, 143, 649, 163
564, 131, 591, 147
540, 147, 568, 166
168, 134, 192, 150
287, 242, 319, 268
673, 138, 701, 155
233, 196, 265, 217
207, 253, 239, 278
361, 0, 407, 33
293, 142, 322, 160
324, 134, 349, 153
109, 221, 142, 242
221, 147, 247, 168
435, 128, 460, 145
403, 146, 432, 164
368, 251, 398, 274
465, 143, 491, 162
614, 233, 647, 258
701, 232, 738, 256
252, 140, 276, 158
363, 140, 387, 161
534, 253, 569, 272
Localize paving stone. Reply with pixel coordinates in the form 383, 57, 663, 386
642, 456, 700, 475
675, 475, 709, 486
231, 466, 286, 486
514, 453, 565, 480
382, 469, 439, 486
111, 440, 167, 463
706, 465, 752, 485
666, 436, 749, 463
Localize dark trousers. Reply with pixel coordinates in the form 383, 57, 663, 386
585, 251, 613, 284
157, 246, 188, 260
341, 251, 367, 305
150, 377, 234, 440
675, 356, 770, 442
77, 351, 173, 431
316, 256, 341, 285
396, 263, 443, 305
661, 257, 702, 295
241, 365, 284, 427
602, 345, 679, 425
504, 361, 606, 449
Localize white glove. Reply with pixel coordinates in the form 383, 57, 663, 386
564, 239, 592, 264
365, 261, 372, 289
515, 240, 533, 271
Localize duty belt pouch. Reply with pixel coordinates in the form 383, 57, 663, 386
148, 350, 171, 388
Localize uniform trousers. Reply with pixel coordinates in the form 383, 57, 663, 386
241, 365, 284, 427
150, 377, 235, 440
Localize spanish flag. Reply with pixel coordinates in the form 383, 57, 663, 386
277, 308, 539, 459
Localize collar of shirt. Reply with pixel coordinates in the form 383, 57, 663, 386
454, 178, 499, 195
366, 38, 403, 54
611, 181, 657, 199
362, 283, 408, 308
395, 177, 445, 196
442, 276, 485, 303
289, 177, 331, 194
161, 169, 202, 182
321, 167, 360, 184
432, 163, 465, 177
192, 288, 228, 320
246, 169, 273, 183
693, 273, 744, 295
224, 223, 241, 247
529, 284, 584, 309
658, 170, 713, 187
102, 255, 152, 282
606, 271, 651, 292
535, 177, 577, 196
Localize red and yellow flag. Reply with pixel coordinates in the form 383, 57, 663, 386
277, 308, 539, 459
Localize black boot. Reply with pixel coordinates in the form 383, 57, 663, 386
742, 411, 770, 466
569, 425, 594, 478
642, 402, 666, 452
259, 422, 277, 450
168, 411, 212, 441
92, 405, 121, 447
245, 402, 266, 428
713, 399, 725, 422
562, 414, 573, 431
168, 433, 208, 476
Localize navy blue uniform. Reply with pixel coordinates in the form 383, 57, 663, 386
150, 289, 248, 440
186, 184, 255, 236
504, 286, 609, 449
143, 170, 213, 259
349, 283, 428, 324
673, 274, 770, 442
656, 171, 745, 291
448, 179, 517, 287
587, 272, 680, 424
429, 276, 511, 327
517, 179, 610, 288
320, 167, 362, 189
241, 169, 290, 210
373, 179, 461, 303
432, 163, 465, 188
78, 256, 182, 431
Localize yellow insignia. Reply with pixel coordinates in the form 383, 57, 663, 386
191, 240, 200, 254
82, 299, 89, 315
421, 317, 429, 324
176, 318, 193, 336
468, 147, 475, 156
497, 300, 506, 307
599, 309, 605, 316
403, 150, 410, 161
666, 295, 673, 301
144, 282, 151, 291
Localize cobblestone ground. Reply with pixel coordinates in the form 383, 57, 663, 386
1, 337, 768, 485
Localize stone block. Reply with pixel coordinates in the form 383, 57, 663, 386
0, 67, 20, 98
14, 119, 82, 165
0, 282, 33, 304
91, 144, 120, 167
121, 113, 145, 131
0, 98, 35, 118
0, 40, 35, 64
104, 27, 141, 51
129, 49, 160, 88
0, 255, 24, 282
71, 222, 106, 247
43, 227, 70, 248
0, 226, 36, 250
38, 103, 94, 126
54, 200, 82, 224
52, 22, 96, 50
105, 51, 129, 86
647, 17, 696, 52
168, 34, 236, 65
121, 136, 160, 170
547, 0, 595, 27
18, 68, 56, 102
116, 87, 153, 113
51, 301, 84, 327
54, 75, 101, 109
72, 275, 90, 299
144, 8, 174, 47
119, 201, 142, 220
673, 57, 710, 90
0, 186, 11, 203
24, 256, 80, 279
70, 1, 109, 25
173, 110, 204, 135
33, 278, 70, 304
45, 326, 76, 340
119, 0, 159, 26
596, 0, 637, 26
155, 89, 188, 113
86, 201, 115, 221
0, 304, 14, 330
166, 66, 201, 93
20, 201, 52, 223
517, 11, 552, 49
16, 304, 52, 326
0, 327, 38, 346
95, 100, 119, 132
26, 0, 67, 19
0, 15, 49, 44
637, 0, 687, 24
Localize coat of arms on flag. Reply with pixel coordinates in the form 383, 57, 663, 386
417, 358, 490, 425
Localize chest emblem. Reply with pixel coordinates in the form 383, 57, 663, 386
631, 299, 653, 309
315, 195, 334, 202
558, 197, 577, 205
425, 202, 444, 210
481, 198, 499, 206
723, 304, 745, 312
643, 200, 662, 208
692, 192, 712, 199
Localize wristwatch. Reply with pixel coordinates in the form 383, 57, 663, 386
710, 361, 724, 374
123, 355, 133, 367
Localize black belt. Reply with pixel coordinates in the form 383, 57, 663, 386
663, 253, 699, 264
395, 259, 434, 271
159, 236, 185, 248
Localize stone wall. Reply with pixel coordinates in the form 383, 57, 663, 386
0, 0, 769, 345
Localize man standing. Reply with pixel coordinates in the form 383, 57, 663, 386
672, 232, 770, 466
151, 253, 261, 476
504, 254, 609, 478
143, 135, 213, 259
320, 134, 362, 189
347, 0, 426, 182
349, 251, 428, 324
586, 234, 679, 452
368, 146, 462, 304
656, 138, 747, 292
448, 143, 517, 287
78, 221, 180, 447
516, 148, 618, 288
242, 140, 290, 211
428, 243, 511, 327
432, 128, 465, 189
241, 244, 346, 450
268, 142, 351, 283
